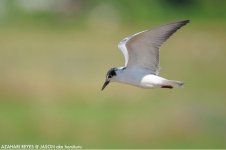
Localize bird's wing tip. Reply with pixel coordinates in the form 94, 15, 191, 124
181, 19, 190, 25
184, 19, 190, 22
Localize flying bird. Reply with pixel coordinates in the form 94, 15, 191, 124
102, 20, 189, 91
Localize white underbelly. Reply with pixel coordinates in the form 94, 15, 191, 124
115, 74, 167, 89
140, 75, 167, 88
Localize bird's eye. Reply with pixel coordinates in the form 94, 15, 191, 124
108, 75, 112, 78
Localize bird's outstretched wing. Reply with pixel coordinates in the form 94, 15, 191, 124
118, 20, 189, 75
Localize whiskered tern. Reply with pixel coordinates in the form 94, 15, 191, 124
102, 20, 189, 91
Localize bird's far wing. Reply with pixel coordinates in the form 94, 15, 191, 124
118, 37, 129, 66
118, 30, 148, 66
124, 20, 189, 75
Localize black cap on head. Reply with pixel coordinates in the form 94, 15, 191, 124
101, 68, 117, 91
106, 68, 117, 77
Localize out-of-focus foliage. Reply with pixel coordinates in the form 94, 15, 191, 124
0, 0, 226, 26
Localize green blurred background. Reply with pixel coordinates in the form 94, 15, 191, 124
0, 0, 226, 148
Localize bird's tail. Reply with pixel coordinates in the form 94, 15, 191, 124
161, 80, 184, 89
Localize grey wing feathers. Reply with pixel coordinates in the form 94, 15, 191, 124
125, 20, 189, 74
118, 30, 148, 66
